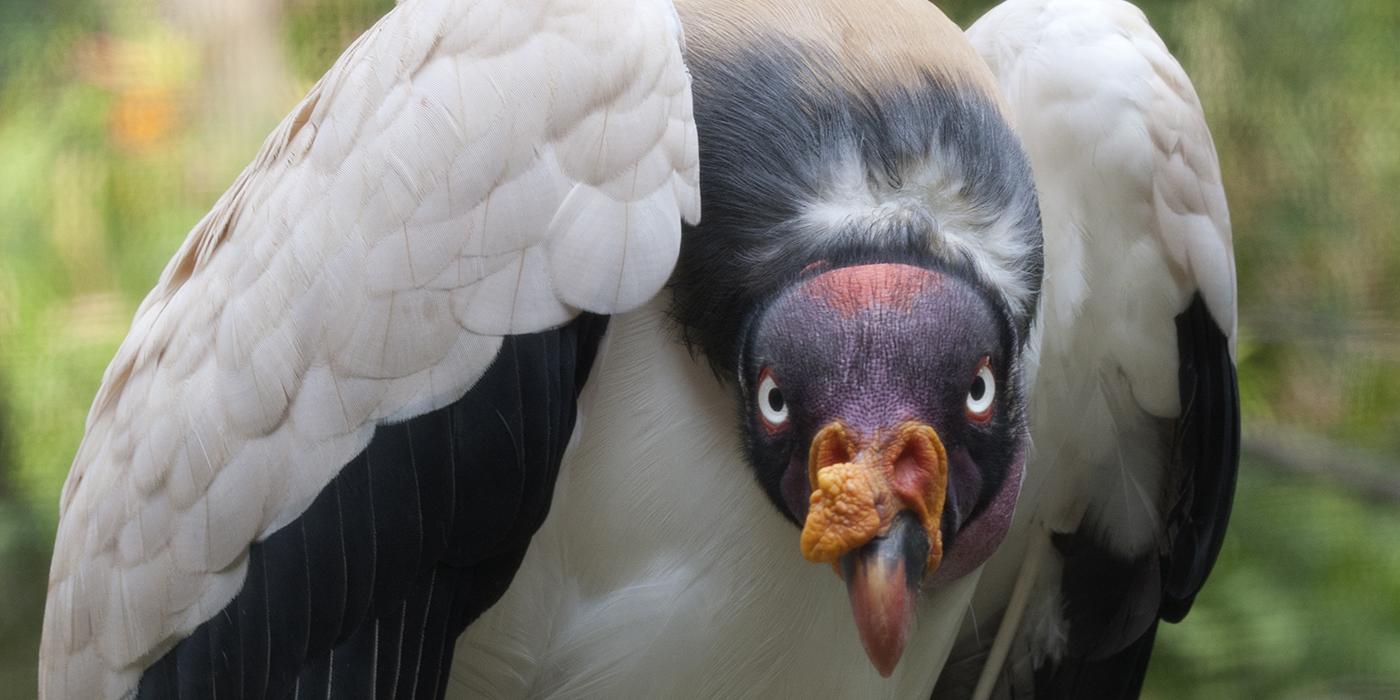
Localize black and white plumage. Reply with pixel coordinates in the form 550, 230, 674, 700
41, 0, 697, 695
40, 0, 1238, 698
947, 3, 1238, 696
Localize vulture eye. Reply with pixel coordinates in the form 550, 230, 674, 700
966, 361, 996, 421
757, 369, 789, 430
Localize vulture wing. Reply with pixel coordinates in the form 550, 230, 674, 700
956, 1, 1239, 696
39, 0, 698, 696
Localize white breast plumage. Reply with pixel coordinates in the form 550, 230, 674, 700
450, 299, 980, 699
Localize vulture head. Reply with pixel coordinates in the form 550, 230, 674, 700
668, 4, 1042, 677
735, 259, 1028, 675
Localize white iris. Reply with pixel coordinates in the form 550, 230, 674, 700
966, 365, 996, 416
758, 374, 789, 427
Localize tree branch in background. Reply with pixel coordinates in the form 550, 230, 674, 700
1244, 422, 1400, 506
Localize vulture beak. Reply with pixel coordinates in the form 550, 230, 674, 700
799, 422, 948, 677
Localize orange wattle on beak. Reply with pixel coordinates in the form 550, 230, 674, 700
799, 422, 949, 677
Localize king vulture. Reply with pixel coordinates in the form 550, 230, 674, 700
39, 0, 1238, 697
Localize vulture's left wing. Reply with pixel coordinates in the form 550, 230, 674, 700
956, 1, 1239, 697
40, 0, 698, 697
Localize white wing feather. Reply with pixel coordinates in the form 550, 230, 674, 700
964, 0, 1236, 674
40, 0, 699, 696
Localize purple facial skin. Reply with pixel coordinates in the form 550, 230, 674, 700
739, 262, 1027, 585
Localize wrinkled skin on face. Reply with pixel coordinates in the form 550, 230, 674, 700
737, 262, 1028, 674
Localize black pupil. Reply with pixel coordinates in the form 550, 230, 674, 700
970, 375, 986, 401
767, 387, 785, 412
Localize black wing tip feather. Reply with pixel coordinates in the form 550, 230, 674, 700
137, 316, 608, 699
1161, 294, 1240, 621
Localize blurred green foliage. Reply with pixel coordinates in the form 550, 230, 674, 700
0, 0, 1396, 697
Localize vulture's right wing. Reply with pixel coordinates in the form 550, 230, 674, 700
957, 1, 1238, 697
39, 0, 698, 696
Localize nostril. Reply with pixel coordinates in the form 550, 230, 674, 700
817, 435, 854, 469
892, 446, 923, 496
810, 423, 856, 471
890, 429, 942, 498
893, 446, 920, 482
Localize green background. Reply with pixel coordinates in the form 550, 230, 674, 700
1, 0, 1397, 697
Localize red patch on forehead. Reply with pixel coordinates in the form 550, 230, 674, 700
801, 264, 942, 317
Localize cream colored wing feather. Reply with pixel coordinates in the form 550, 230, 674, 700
974, 0, 1237, 548
963, 0, 1237, 690
970, 0, 1235, 559
40, 0, 698, 696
